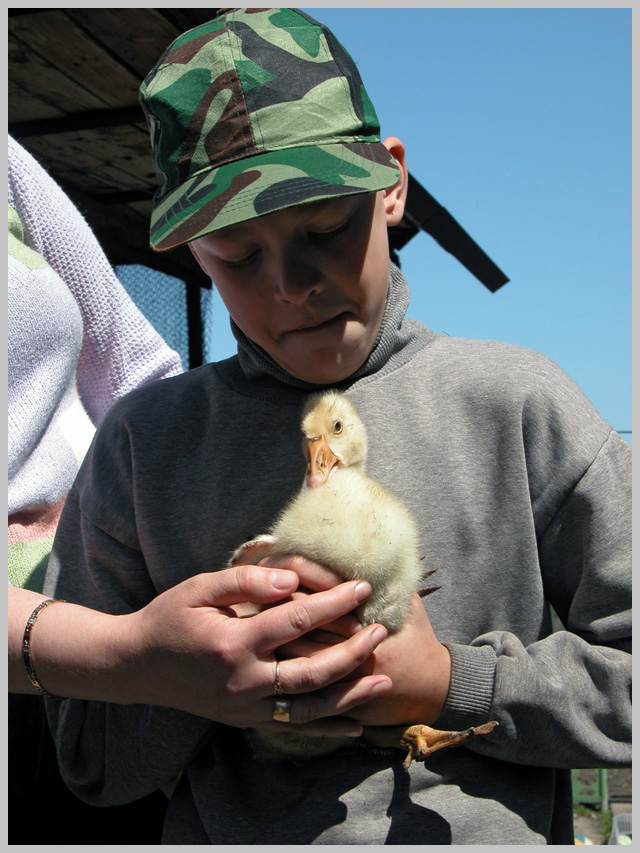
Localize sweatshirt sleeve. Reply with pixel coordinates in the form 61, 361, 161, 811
43, 410, 213, 806
437, 429, 631, 770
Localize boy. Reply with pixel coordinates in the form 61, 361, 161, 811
44, 9, 631, 844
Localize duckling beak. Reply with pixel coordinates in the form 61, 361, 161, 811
306, 436, 339, 487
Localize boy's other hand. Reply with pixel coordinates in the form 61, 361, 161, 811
257, 556, 452, 727
345, 594, 451, 727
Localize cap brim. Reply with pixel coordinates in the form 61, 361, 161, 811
149, 141, 400, 251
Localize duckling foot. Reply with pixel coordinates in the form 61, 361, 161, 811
399, 721, 499, 769
362, 720, 498, 770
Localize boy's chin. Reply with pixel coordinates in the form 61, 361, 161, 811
272, 321, 379, 385
271, 353, 366, 385
277, 353, 368, 386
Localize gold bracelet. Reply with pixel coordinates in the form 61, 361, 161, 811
22, 598, 66, 700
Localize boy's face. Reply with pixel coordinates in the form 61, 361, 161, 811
189, 189, 399, 385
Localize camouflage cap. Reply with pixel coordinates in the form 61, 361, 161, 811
139, 8, 400, 251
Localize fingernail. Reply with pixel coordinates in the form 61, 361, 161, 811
370, 679, 391, 696
354, 581, 371, 602
370, 626, 388, 647
345, 725, 363, 737
269, 570, 296, 591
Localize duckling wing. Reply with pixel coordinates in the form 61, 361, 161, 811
229, 535, 277, 567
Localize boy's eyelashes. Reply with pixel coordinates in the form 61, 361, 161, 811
220, 250, 260, 270
217, 218, 354, 269
311, 218, 352, 242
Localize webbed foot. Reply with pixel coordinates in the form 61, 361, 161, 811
362, 720, 498, 769
399, 721, 499, 768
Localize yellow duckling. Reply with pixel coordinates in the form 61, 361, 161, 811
232, 390, 424, 631
231, 391, 498, 765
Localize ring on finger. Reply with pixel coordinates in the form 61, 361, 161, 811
273, 660, 284, 696
273, 696, 292, 723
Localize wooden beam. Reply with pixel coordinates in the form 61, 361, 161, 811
9, 106, 146, 138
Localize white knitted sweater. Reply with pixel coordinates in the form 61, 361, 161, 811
8, 135, 183, 589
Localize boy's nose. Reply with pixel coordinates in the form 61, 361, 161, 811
272, 256, 323, 304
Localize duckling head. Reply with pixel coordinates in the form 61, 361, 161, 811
300, 391, 368, 488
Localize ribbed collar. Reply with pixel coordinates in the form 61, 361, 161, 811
214, 263, 434, 403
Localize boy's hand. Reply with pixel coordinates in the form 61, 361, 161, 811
260, 556, 452, 727
345, 594, 451, 727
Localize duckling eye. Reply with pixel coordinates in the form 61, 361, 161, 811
332, 420, 343, 434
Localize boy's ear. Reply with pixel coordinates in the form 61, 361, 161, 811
382, 137, 408, 227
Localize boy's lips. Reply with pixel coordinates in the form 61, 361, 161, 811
281, 312, 349, 336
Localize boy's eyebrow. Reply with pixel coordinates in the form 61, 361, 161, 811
213, 222, 253, 241
214, 197, 359, 241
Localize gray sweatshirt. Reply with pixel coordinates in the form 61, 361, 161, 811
44, 265, 631, 845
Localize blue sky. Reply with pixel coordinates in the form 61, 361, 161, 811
205, 7, 631, 443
